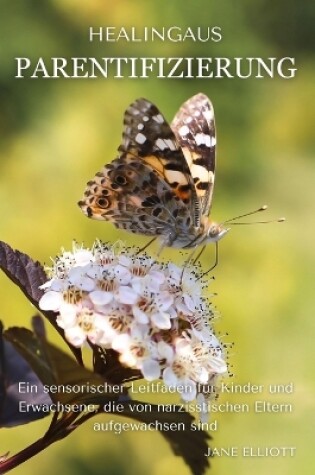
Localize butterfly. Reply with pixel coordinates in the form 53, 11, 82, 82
78, 93, 229, 252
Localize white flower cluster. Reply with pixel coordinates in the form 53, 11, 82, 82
39, 241, 227, 402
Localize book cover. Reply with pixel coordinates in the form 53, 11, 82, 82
0, 1, 314, 474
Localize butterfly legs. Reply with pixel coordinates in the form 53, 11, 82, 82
180, 241, 219, 284
180, 244, 207, 283
197, 241, 219, 281
180, 247, 199, 283
136, 231, 176, 257
136, 237, 157, 255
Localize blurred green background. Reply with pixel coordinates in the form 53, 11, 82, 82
1, 0, 314, 474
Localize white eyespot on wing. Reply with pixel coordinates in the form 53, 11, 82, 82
155, 138, 177, 151
165, 139, 177, 150
195, 133, 207, 146
209, 136, 216, 147
153, 114, 164, 124
207, 170, 215, 184
204, 109, 214, 121
190, 164, 210, 182
194, 133, 216, 147
164, 169, 188, 185
155, 138, 167, 150
135, 133, 147, 144
178, 125, 190, 136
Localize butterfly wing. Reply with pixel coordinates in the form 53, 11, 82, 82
78, 157, 183, 236
79, 98, 200, 240
119, 98, 198, 211
172, 93, 216, 217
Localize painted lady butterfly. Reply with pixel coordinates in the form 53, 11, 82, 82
78, 93, 229, 251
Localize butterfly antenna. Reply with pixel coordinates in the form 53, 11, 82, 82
222, 205, 285, 226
